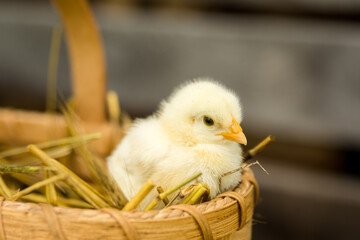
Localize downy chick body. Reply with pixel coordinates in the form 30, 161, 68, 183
108, 79, 247, 209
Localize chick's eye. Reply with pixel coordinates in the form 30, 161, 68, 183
203, 116, 214, 126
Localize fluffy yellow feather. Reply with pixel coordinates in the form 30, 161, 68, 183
107, 79, 247, 209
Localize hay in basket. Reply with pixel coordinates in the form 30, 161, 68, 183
0, 0, 271, 239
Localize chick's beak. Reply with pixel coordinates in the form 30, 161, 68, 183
218, 118, 247, 145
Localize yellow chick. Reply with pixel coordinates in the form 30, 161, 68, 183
107, 79, 247, 208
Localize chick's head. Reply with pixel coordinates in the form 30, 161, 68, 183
158, 79, 247, 146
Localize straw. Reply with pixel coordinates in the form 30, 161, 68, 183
165, 192, 181, 207
243, 135, 275, 161
181, 184, 203, 204
61, 105, 128, 208
45, 170, 58, 205
0, 175, 11, 198
0, 166, 55, 174
159, 173, 202, 199
187, 185, 208, 205
166, 185, 198, 207
1, 145, 72, 168
156, 186, 169, 205
27, 144, 110, 208
122, 180, 155, 211
8, 174, 67, 201
21, 193, 93, 208
145, 172, 202, 211
220, 135, 274, 182
0, 133, 101, 158
244, 160, 269, 175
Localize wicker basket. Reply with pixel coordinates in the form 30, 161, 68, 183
0, 1, 259, 239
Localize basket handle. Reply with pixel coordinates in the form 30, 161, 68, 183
52, 0, 106, 123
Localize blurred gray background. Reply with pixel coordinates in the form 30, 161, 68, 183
0, 0, 360, 239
